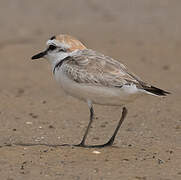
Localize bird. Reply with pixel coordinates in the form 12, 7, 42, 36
31, 34, 170, 148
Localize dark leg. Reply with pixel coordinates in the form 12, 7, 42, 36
75, 105, 94, 147
96, 107, 128, 147
75, 107, 128, 148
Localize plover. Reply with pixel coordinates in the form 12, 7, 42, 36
32, 34, 170, 148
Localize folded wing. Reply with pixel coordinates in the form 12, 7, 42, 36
62, 50, 142, 86
62, 49, 170, 96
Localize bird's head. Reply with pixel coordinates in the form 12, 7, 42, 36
31, 34, 86, 65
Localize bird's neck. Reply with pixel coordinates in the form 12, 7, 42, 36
46, 53, 69, 68
46, 50, 80, 69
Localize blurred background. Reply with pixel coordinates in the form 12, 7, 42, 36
1, 0, 181, 93
0, 0, 180, 179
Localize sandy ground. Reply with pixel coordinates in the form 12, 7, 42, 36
0, 0, 181, 179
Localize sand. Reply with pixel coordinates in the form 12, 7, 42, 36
0, 0, 180, 179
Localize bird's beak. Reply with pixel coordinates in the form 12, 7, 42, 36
31, 50, 47, 60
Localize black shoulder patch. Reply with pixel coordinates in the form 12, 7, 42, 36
50, 35, 56, 40
53, 56, 70, 74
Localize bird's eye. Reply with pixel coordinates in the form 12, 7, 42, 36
59, 48, 66, 52
48, 45, 57, 51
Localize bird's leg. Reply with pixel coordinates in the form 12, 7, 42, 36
98, 107, 128, 147
76, 107, 128, 148
75, 103, 94, 147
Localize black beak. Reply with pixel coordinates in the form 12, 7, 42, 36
31, 50, 47, 60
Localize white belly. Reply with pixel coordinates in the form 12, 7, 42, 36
54, 69, 144, 106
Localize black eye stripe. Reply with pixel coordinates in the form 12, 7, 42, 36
48, 45, 57, 51
58, 48, 66, 52
47, 45, 66, 52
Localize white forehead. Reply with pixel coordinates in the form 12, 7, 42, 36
46, 39, 70, 49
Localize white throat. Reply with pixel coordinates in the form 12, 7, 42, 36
45, 52, 69, 68
45, 50, 79, 69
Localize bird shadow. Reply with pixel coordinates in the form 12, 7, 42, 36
4, 143, 119, 149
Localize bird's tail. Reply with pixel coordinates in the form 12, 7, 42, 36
143, 85, 170, 96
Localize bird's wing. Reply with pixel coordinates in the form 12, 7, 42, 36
62, 49, 146, 88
